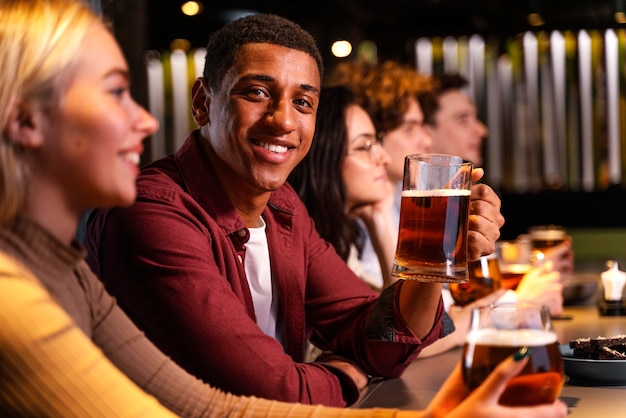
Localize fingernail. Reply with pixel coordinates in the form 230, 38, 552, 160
513, 347, 532, 361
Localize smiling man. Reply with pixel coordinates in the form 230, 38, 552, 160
84, 14, 504, 408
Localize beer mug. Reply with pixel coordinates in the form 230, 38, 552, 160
449, 253, 502, 306
391, 154, 472, 283
529, 225, 567, 255
462, 303, 564, 406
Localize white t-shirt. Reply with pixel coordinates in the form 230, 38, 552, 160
245, 219, 279, 340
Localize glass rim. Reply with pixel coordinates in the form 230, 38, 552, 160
469, 301, 550, 312
405, 153, 473, 166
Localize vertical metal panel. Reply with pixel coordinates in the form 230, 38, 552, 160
497, 56, 513, 188
193, 48, 206, 79
146, 57, 166, 161
170, 50, 190, 151
550, 31, 567, 185
513, 80, 530, 191
540, 51, 558, 186
605, 29, 621, 185
443, 36, 459, 73
537, 32, 561, 188
415, 38, 433, 75
468, 35, 485, 107
523, 31, 542, 190
565, 31, 580, 190
457, 37, 470, 80
578, 30, 595, 191
485, 49, 502, 186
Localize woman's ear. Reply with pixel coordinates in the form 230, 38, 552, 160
191, 77, 210, 126
3, 98, 46, 149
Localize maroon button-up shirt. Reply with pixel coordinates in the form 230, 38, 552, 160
85, 131, 446, 407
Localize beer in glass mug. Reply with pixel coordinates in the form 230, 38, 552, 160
529, 225, 567, 254
391, 154, 472, 283
462, 303, 564, 406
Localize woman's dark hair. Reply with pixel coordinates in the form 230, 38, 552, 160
288, 86, 363, 261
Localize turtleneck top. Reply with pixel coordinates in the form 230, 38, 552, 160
0, 216, 418, 418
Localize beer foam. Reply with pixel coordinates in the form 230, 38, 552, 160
499, 264, 532, 274
531, 230, 565, 240
466, 328, 557, 346
401, 189, 471, 197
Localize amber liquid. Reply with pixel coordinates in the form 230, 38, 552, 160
498, 264, 532, 290
462, 329, 564, 406
450, 256, 502, 306
530, 228, 566, 253
531, 238, 566, 252
393, 189, 471, 282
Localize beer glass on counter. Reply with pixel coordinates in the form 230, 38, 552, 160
449, 253, 502, 306
495, 239, 533, 290
462, 303, 564, 406
529, 225, 567, 256
391, 154, 472, 283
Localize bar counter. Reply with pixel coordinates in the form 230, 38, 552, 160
355, 275, 626, 417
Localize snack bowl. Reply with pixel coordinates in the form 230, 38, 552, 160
562, 274, 599, 305
560, 344, 626, 385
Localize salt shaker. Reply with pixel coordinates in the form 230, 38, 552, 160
601, 260, 626, 302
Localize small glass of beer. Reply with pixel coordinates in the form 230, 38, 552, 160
462, 303, 564, 406
449, 253, 502, 306
495, 239, 533, 290
391, 154, 473, 283
529, 225, 567, 255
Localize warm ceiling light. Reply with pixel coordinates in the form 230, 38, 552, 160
181, 1, 202, 17
527, 12, 545, 27
331, 40, 352, 58
616, 12, 626, 24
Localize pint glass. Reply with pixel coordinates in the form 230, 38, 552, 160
495, 240, 533, 290
529, 225, 567, 254
462, 303, 564, 406
391, 154, 472, 283
449, 253, 502, 306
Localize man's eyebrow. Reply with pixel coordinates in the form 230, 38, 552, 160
300, 84, 319, 95
240, 74, 273, 82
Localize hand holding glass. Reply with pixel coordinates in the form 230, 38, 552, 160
391, 154, 472, 283
462, 303, 564, 406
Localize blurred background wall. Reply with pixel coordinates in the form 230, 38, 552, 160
100, 0, 626, 254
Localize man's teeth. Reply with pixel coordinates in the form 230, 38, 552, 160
259, 142, 288, 153
121, 152, 140, 165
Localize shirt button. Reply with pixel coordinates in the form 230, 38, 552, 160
238, 229, 247, 237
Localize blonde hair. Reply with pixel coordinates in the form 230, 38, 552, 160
0, 0, 99, 224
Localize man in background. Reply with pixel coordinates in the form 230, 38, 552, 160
419, 73, 488, 166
